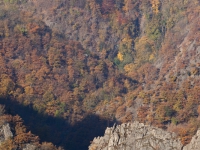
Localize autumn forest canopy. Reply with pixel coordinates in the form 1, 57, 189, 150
0, 0, 200, 149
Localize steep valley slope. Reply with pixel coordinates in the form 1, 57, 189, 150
0, 0, 200, 149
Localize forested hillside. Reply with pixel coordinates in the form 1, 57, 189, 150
0, 0, 200, 149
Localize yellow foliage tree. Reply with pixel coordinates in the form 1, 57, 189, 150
0, 76, 15, 96
149, 53, 155, 61
151, 0, 160, 14
124, 63, 135, 73
134, 36, 155, 65
24, 86, 34, 95
117, 52, 124, 61
121, 36, 133, 52
122, 0, 129, 12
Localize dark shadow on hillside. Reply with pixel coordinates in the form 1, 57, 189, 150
0, 97, 116, 150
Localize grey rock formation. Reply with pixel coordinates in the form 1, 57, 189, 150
0, 123, 13, 143
89, 121, 183, 150
23, 144, 37, 150
183, 129, 200, 150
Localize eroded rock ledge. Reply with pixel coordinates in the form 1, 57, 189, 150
89, 121, 200, 150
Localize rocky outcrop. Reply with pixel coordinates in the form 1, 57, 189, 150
22, 144, 36, 150
89, 121, 200, 150
89, 122, 183, 150
0, 123, 13, 143
183, 129, 200, 150
2, 123, 13, 140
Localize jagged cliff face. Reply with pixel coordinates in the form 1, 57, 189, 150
89, 122, 200, 150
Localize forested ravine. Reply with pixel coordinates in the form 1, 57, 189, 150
0, 0, 200, 149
